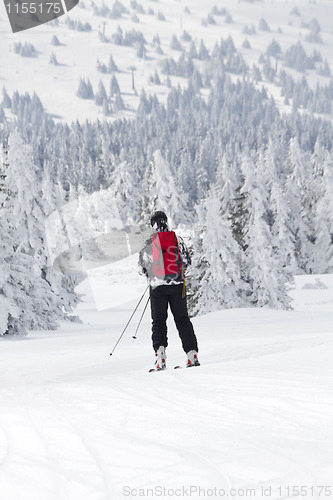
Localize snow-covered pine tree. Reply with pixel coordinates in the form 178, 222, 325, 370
114, 92, 125, 112
76, 78, 94, 99
1, 130, 30, 334
265, 139, 298, 274
2, 87, 12, 109
0, 224, 36, 335
178, 148, 197, 209
313, 148, 333, 273
216, 150, 241, 212
188, 186, 244, 316
0, 133, 15, 333
303, 139, 330, 273
0, 132, 79, 335
110, 76, 120, 97
0, 131, 9, 206
241, 152, 292, 309
106, 156, 141, 225
95, 80, 108, 106
141, 149, 189, 227
108, 55, 118, 73
195, 136, 218, 200
198, 39, 209, 60
0, 134, 40, 333
189, 41, 198, 59
284, 138, 314, 273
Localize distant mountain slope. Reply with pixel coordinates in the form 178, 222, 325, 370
1, 0, 333, 123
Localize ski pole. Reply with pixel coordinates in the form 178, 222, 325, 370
109, 285, 149, 358
132, 295, 150, 340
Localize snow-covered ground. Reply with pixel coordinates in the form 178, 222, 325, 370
1, 271, 333, 500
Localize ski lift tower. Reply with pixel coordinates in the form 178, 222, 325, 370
128, 66, 137, 91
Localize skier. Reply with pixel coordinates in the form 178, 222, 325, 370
139, 210, 200, 371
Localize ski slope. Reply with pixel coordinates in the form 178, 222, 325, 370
1, 271, 333, 500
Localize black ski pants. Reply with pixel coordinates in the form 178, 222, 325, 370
150, 284, 198, 354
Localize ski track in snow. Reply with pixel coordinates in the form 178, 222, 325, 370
1, 275, 333, 499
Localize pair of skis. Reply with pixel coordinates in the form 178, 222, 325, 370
149, 366, 181, 372
149, 364, 200, 372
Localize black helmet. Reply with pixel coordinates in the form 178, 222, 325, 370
150, 210, 168, 227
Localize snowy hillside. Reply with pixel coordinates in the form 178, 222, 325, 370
1, 0, 333, 122
0, 272, 333, 499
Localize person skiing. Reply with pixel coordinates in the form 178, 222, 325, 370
138, 210, 200, 371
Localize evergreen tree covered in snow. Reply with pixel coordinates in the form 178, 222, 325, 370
0, 132, 79, 335
284, 138, 314, 273
141, 150, 189, 227
107, 157, 140, 224
76, 78, 94, 99
240, 153, 292, 309
110, 75, 120, 97
265, 140, 298, 274
188, 187, 245, 316
95, 80, 108, 106
312, 145, 333, 273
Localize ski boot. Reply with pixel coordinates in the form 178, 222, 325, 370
186, 350, 200, 368
150, 346, 167, 372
